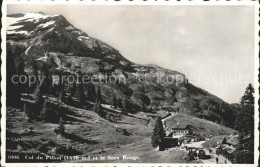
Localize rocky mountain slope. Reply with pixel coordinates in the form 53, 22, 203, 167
6, 12, 237, 128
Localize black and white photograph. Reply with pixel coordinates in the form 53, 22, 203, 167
1, 1, 259, 166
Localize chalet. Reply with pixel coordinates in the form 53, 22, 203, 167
168, 123, 192, 136
216, 144, 236, 162
226, 135, 239, 147
216, 135, 240, 163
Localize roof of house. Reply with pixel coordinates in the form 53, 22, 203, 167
226, 147, 236, 154
226, 136, 239, 146
165, 131, 173, 137
218, 144, 236, 154
219, 144, 229, 149
171, 123, 190, 130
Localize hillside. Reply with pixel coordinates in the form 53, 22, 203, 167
6, 101, 189, 163
6, 97, 235, 163
6, 12, 237, 128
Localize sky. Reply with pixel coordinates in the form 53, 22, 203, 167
7, 5, 256, 103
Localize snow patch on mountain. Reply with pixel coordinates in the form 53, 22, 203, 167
7, 30, 28, 35
120, 61, 128, 66
38, 21, 55, 28
7, 13, 58, 30
7, 24, 24, 31
71, 30, 82, 35
37, 54, 48, 62
78, 36, 89, 41
25, 45, 32, 55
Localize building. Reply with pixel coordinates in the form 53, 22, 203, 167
170, 123, 192, 136
226, 135, 239, 148
216, 135, 240, 163
216, 144, 236, 162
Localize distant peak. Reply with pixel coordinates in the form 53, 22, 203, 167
38, 12, 47, 15
7, 13, 25, 18
7, 12, 60, 18
146, 64, 163, 69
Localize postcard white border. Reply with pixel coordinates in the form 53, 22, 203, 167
1, 0, 259, 167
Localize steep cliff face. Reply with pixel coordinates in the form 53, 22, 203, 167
6, 12, 237, 128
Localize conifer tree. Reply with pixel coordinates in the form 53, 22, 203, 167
41, 100, 48, 120
112, 95, 117, 109
54, 117, 65, 135
59, 86, 65, 102
23, 103, 31, 119
117, 98, 123, 109
96, 86, 102, 104
76, 83, 86, 105
6, 44, 22, 107
70, 81, 76, 97
141, 102, 146, 112
240, 83, 254, 107
222, 137, 227, 144
234, 83, 254, 136
233, 83, 254, 163
18, 53, 25, 76
34, 84, 44, 105
93, 86, 106, 117
85, 83, 96, 102
123, 99, 131, 114
151, 117, 165, 148
96, 102, 104, 117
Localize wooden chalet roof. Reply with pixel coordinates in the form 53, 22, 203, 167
171, 123, 190, 130
226, 147, 236, 154
226, 136, 239, 146
218, 144, 236, 154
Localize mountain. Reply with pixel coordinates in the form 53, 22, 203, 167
6, 12, 238, 128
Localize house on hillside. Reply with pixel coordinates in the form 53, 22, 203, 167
226, 135, 239, 148
216, 135, 240, 163
167, 123, 192, 137
216, 144, 236, 162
